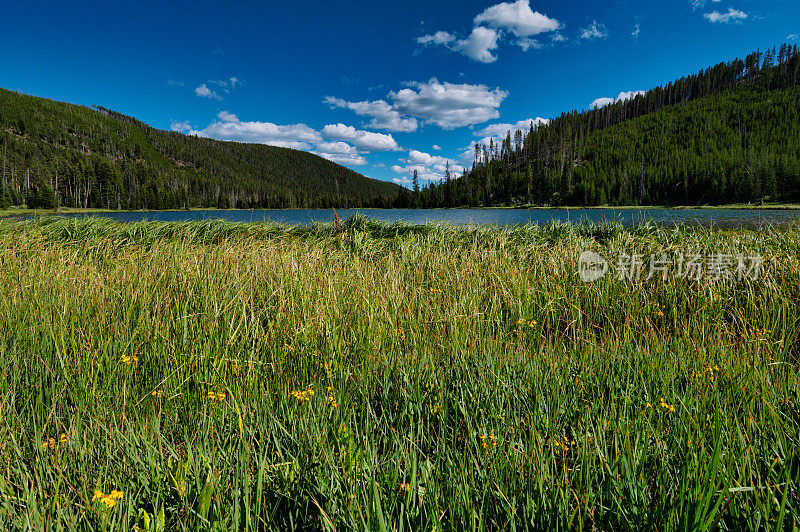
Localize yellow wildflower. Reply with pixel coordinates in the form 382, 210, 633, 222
151, 389, 163, 397
207, 390, 226, 404
121, 354, 139, 365
290, 386, 315, 404
326, 386, 338, 407
92, 490, 103, 501
59, 433, 67, 445
100, 496, 115, 508
480, 433, 497, 449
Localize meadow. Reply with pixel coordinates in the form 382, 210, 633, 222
0, 215, 798, 530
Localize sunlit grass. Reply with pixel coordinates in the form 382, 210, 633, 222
0, 215, 798, 530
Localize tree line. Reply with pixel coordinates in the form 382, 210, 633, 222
417, 43, 800, 207
0, 92, 401, 210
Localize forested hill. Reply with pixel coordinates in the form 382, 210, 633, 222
417, 43, 800, 208
0, 90, 400, 210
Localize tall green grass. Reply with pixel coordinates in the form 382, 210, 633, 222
0, 216, 798, 530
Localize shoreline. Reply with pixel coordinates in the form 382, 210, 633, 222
2, 203, 800, 217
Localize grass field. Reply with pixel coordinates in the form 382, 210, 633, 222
0, 216, 798, 530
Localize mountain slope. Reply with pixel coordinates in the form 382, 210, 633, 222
0, 89, 400, 209
419, 43, 800, 207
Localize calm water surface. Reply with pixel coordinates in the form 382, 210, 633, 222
26, 208, 800, 228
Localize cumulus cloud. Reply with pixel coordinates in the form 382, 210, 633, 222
432, 145, 442, 150
170, 120, 193, 132
312, 142, 368, 165
324, 97, 419, 132
580, 21, 608, 40
416, 0, 560, 62
195, 84, 222, 101
476, 117, 549, 138
589, 90, 646, 109
391, 150, 465, 183
321, 123, 400, 151
326, 79, 508, 132
473, 0, 560, 37
216, 110, 239, 123
453, 27, 501, 63
418, 27, 500, 63
178, 111, 397, 169
417, 31, 456, 45
188, 110, 322, 150
391, 79, 508, 130
704, 8, 748, 23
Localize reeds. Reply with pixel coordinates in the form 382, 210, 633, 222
0, 216, 797, 530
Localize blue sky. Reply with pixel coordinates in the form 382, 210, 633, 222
1, 0, 798, 185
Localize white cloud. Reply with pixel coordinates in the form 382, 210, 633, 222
315, 141, 357, 155
453, 27, 501, 63
312, 141, 368, 165
516, 38, 541, 51
391, 150, 464, 182
324, 96, 419, 132
704, 8, 748, 23
195, 84, 222, 101
176, 112, 380, 169
217, 110, 239, 123
589, 90, 646, 109
326, 79, 507, 132
580, 20, 608, 40
416, 0, 559, 63
417, 31, 456, 45
391, 79, 508, 130
321, 123, 400, 151
405, 149, 451, 167
418, 27, 500, 63
789, 34, 799, 41
392, 176, 412, 185
476, 117, 549, 138
189, 111, 322, 150
432, 145, 442, 150
474, 0, 561, 37
170, 121, 193, 132
632, 23, 641, 38
167, 80, 184, 87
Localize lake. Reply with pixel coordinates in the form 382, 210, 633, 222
21, 208, 800, 228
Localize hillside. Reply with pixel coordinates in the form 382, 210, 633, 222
0, 90, 400, 210
419, 43, 800, 207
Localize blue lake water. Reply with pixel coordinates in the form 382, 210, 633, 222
21, 208, 800, 228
